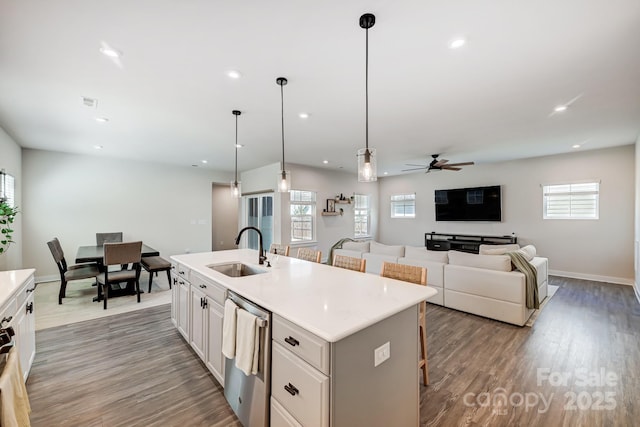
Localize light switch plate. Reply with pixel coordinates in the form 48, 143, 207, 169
374, 341, 390, 367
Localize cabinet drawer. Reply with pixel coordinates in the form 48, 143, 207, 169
172, 262, 190, 281
272, 342, 329, 427
16, 276, 36, 308
273, 314, 330, 375
0, 298, 16, 326
271, 396, 303, 427
191, 273, 226, 305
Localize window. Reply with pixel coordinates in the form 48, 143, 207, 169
390, 194, 416, 218
543, 182, 599, 219
290, 190, 316, 242
354, 194, 371, 237
0, 171, 15, 208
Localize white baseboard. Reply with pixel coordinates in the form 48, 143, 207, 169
634, 282, 640, 304
549, 269, 633, 286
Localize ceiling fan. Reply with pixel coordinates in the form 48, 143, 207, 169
403, 154, 474, 173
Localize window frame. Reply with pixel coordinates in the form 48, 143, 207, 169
354, 194, 371, 238
390, 193, 416, 219
542, 181, 600, 220
289, 189, 316, 243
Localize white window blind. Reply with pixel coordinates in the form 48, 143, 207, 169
354, 194, 371, 237
543, 182, 599, 219
290, 190, 316, 242
0, 172, 15, 208
391, 194, 416, 218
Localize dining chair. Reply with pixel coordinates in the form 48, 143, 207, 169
269, 243, 290, 256
96, 241, 142, 310
47, 237, 101, 305
141, 255, 172, 293
96, 232, 123, 246
297, 247, 322, 263
332, 254, 366, 273
380, 261, 429, 385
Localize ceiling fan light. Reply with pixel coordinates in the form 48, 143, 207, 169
357, 147, 377, 182
231, 110, 242, 198
276, 77, 291, 193
231, 181, 242, 198
278, 170, 291, 192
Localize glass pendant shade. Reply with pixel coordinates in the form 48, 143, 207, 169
277, 169, 291, 193
357, 147, 377, 182
230, 180, 241, 198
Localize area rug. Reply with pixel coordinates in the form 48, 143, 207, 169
35, 274, 171, 330
525, 284, 559, 327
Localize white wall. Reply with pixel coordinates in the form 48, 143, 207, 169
211, 183, 239, 250
23, 149, 232, 280
241, 162, 379, 261
379, 145, 635, 284
0, 126, 22, 271
635, 135, 640, 301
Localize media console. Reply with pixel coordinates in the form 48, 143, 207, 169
425, 232, 517, 254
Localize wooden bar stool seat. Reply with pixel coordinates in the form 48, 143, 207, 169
141, 256, 172, 293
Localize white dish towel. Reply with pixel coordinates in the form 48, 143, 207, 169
222, 299, 238, 359
235, 309, 260, 376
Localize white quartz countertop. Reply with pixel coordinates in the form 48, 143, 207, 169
0, 269, 36, 307
172, 249, 437, 342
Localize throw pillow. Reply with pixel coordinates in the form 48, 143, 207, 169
404, 246, 449, 263
479, 244, 520, 255
447, 250, 512, 272
342, 241, 370, 252
370, 241, 405, 257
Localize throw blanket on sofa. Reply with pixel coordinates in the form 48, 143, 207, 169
507, 251, 539, 309
327, 238, 356, 266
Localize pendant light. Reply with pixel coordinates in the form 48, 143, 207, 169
276, 77, 291, 192
230, 110, 242, 198
357, 13, 377, 182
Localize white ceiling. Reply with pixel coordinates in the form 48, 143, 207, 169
1, 0, 639, 176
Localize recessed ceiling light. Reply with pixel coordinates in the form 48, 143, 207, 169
322, 160, 329, 164
554, 105, 568, 112
95, 117, 109, 123
227, 70, 242, 79
201, 160, 208, 164
383, 171, 388, 175
299, 113, 309, 119
572, 144, 581, 149
99, 46, 122, 58
94, 145, 103, 150
449, 38, 466, 49
235, 144, 244, 148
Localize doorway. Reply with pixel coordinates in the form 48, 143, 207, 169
211, 183, 240, 251
243, 193, 274, 251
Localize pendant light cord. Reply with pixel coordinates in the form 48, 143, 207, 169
280, 82, 285, 169
365, 24, 369, 152
234, 114, 238, 183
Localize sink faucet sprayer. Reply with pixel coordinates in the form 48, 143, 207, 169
235, 226, 267, 265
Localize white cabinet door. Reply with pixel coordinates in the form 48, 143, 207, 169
177, 278, 190, 339
170, 272, 179, 327
205, 298, 224, 385
190, 286, 206, 359
15, 292, 36, 380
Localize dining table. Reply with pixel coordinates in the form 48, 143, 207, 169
75, 243, 160, 302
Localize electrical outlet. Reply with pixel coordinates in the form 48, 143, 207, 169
374, 341, 390, 367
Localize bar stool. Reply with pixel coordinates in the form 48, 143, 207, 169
141, 256, 172, 293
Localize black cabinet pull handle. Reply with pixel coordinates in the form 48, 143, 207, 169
173, 278, 178, 285
203, 299, 208, 309
199, 284, 206, 289
179, 280, 185, 285
1, 316, 12, 325
284, 383, 299, 396
284, 336, 299, 347
26, 302, 34, 314
200, 297, 204, 308
26, 287, 35, 293
179, 270, 185, 275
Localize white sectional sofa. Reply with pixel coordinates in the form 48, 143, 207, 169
333, 241, 548, 326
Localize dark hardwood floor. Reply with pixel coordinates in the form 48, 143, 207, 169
27, 276, 639, 426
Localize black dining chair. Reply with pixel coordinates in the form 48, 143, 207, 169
96, 241, 143, 310
47, 237, 100, 305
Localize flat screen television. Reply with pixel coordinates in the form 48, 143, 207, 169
434, 185, 502, 221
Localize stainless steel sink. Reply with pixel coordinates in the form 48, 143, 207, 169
207, 262, 267, 277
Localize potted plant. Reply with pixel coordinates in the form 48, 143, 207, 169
0, 201, 18, 254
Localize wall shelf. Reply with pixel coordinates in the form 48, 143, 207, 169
425, 232, 517, 254
321, 211, 342, 216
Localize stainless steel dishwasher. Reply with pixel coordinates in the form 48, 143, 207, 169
224, 291, 271, 427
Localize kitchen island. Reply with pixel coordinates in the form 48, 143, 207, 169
171, 249, 437, 427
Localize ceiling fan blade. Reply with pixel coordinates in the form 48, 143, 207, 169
402, 167, 428, 172
433, 159, 449, 167
445, 161, 474, 167
404, 163, 428, 167
442, 166, 462, 171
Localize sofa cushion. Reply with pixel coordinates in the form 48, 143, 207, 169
447, 250, 512, 272
518, 245, 537, 261
398, 257, 445, 288
479, 244, 520, 255
362, 253, 399, 275
370, 241, 405, 257
404, 246, 449, 263
341, 241, 370, 252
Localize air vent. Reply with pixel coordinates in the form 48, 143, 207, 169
82, 97, 98, 108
